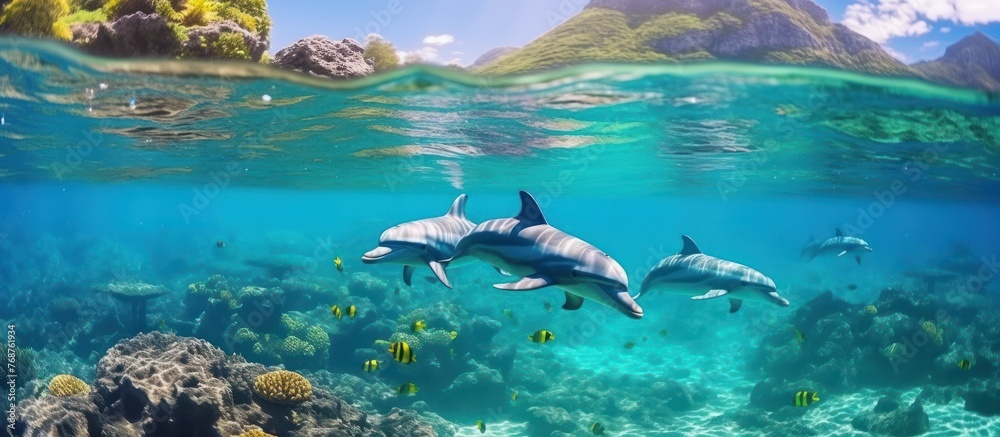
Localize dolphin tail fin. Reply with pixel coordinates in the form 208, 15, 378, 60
446, 194, 468, 220
428, 260, 452, 289
403, 265, 415, 286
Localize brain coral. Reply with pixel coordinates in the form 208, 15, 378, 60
278, 336, 316, 358
304, 326, 330, 351
48, 375, 89, 397
253, 370, 312, 404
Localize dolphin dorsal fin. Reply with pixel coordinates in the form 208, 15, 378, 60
446, 194, 468, 219
515, 191, 547, 226
835, 228, 844, 237
680, 235, 702, 256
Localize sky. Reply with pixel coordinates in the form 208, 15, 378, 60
267, 0, 1000, 66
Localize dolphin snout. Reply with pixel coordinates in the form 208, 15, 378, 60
361, 246, 394, 263
770, 292, 790, 307
613, 288, 644, 319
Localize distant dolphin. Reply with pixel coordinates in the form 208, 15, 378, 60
639, 235, 789, 313
362, 194, 475, 286
437, 191, 643, 319
801, 229, 873, 265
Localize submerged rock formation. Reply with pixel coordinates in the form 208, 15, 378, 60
273, 36, 374, 79
851, 397, 930, 436
11, 333, 435, 436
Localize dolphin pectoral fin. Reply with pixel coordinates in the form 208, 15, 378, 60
493, 274, 553, 291
691, 289, 728, 300
729, 298, 743, 313
428, 261, 452, 289
494, 267, 513, 276
854, 255, 861, 265
836, 250, 847, 257
562, 292, 584, 311
403, 266, 415, 286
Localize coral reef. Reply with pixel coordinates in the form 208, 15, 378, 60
851, 397, 930, 436
253, 370, 312, 405
47, 374, 89, 397
12, 333, 435, 436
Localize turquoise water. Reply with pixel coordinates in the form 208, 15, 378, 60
2, 39, 1000, 436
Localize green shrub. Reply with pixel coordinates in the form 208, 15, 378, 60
103, 0, 156, 20
181, 0, 215, 26
72, 0, 107, 10
216, 4, 254, 32
0, 0, 73, 40
154, 0, 181, 21
210, 31, 248, 60
218, 0, 267, 37
364, 37, 400, 73
64, 8, 108, 23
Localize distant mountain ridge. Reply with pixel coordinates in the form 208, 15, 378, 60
471, 46, 519, 68
913, 32, 1000, 91
477, 0, 912, 77
474, 0, 1000, 92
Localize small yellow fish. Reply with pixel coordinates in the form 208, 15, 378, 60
389, 341, 416, 364
347, 305, 357, 318
590, 421, 605, 435
411, 320, 426, 333
450, 330, 458, 340
864, 305, 878, 315
794, 390, 820, 407
363, 359, 379, 372
449, 348, 457, 360
334, 256, 344, 273
793, 328, 805, 343
503, 309, 515, 319
476, 420, 485, 433
529, 330, 555, 343
511, 390, 518, 402
331, 305, 342, 319
958, 359, 972, 370
397, 382, 419, 395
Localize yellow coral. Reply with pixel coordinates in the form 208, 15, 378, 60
921, 320, 944, 345
279, 336, 316, 358
253, 370, 312, 405
48, 375, 89, 397
236, 428, 276, 437
281, 314, 308, 334
389, 332, 422, 349
236, 328, 259, 343
304, 326, 330, 351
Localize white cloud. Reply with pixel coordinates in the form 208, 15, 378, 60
843, 0, 1000, 44
939, 26, 951, 33
422, 34, 455, 46
921, 40, 941, 49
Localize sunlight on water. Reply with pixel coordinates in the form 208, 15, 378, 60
1, 38, 1000, 437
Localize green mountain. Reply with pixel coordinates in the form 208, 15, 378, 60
476, 0, 912, 77
913, 32, 1000, 92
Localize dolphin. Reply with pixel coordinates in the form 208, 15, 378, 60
361, 194, 476, 286
437, 191, 643, 319
639, 235, 789, 313
801, 229, 873, 265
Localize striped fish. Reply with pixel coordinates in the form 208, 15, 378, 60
794, 390, 820, 407
388, 341, 416, 364
958, 359, 972, 370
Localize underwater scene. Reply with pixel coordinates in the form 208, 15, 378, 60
2, 29, 1000, 437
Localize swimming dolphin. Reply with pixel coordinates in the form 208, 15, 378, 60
361, 194, 475, 286
437, 191, 643, 319
639, 235, 789, 313
801, 229, 873, 265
